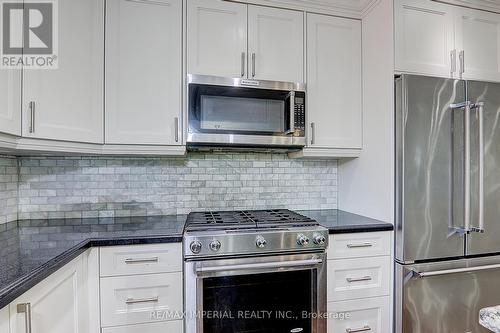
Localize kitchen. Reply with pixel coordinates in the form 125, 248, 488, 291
0, 0, 498, 332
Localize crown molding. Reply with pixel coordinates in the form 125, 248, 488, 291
228, 0, 381, 18
434, 0, 500, 13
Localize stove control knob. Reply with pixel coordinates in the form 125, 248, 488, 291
297, 234, 309, 246
256, 236, 267, 248
313, 234, 326, 246
190, 240, 202, 254
209, 240, 221, 252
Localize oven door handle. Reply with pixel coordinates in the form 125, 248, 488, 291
195, 258, 323, 273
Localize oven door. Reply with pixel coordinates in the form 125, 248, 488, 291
187, 75, 306, 148
185, 252, 327, 333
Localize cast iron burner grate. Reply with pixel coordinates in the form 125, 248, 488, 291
186, 209, 317, 231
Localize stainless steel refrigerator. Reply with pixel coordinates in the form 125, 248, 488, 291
395, 74, 500, 332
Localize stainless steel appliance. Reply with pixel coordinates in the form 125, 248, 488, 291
395, 74, 500, 332
183, 209, 328, 333
187, 74, 306, 150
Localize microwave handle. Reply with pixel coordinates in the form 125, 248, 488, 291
285, 91, 295, 135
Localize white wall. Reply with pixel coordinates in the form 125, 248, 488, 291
338, 0, 394, 224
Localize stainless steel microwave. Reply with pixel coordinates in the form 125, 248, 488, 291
187, 74, 306, 150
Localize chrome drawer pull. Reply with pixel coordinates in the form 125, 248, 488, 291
17, 303, 32, 333
124, 257, 159, 264
346, 275, 372, 283
347, 242, 373, 248
346, 325, 372, 333
125, 296, 159, 304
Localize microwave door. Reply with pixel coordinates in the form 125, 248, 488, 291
188, 83, 298, 147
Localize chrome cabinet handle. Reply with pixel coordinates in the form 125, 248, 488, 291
196, 258, 323, 273
17, 303, 32, 333
252, 53, 256, 78
125, 296, 159, 304
450, 49, 456, 74
346, 275, 372, 283
459, 50, 465, 75
29, 101, 35, 133
346, 325, 372, 332
285, 91, 296, 135
241, 52, 246, 77
125, 257, 159, 264
347, 242, 373, 248
310, 122, 315, 145
174, 117, 179, 143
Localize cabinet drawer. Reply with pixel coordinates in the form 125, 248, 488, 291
102, 320, 183, 333
327, 256, 390, 302
100, 243, 182, 277
100, 273, 183, 327
327, 232, 391, 259
328, 296, 390, 333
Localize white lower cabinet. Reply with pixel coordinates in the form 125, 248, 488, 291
327, 231, 392, 333
100, 273, 183, 327
327, 256, 391, 302
0, 306, 9, 333
327, 296, 390, 333
9, 254, 89, 333
101, 321, 183, 333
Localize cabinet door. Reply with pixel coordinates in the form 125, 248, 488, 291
395, 0, 455, 77
106, 0, 182, 145
306, 14, 362, 149
248, 6, 304, 82
9, 255, 87, 333
0, 306, 9, 333
187, 0, 247, 78
455, 7, 500, 82
0, 70, 21, 136
22, 0, 104, 143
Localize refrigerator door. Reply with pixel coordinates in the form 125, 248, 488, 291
396, 75, 466, 263
467, 80, 500, 256
396, 256, 500, 333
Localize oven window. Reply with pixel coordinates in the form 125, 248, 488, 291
202, 269, 313, 333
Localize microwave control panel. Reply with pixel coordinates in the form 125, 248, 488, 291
294, 95, 306, 131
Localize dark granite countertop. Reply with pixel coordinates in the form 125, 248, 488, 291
0, 215, 185, 310
0, 209, 392, 310
299, 209, 394, 234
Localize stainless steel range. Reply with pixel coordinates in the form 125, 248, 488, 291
183, 209, 328, 333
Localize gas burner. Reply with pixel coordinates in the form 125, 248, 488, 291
183, 209, 328, 258
185, 209, 317, 232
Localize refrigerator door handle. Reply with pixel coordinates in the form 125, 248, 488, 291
471, 102, 485, 233
411, 262, 500, 278
450, 101, 472, 234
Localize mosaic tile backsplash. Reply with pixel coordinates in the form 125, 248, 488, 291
0, 156, 18, 224
14, 153, 337, 220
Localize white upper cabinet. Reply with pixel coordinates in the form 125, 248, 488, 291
0, 70, 21, 136
248, 6, 304, 82
22, 0, 104, 143
395, 0, 500, 82
188, 0, 305, 82
106, 0, 182, 145
306, 13, 362, 149
187, 0, 247, 78
395, 0, 455, 77
455, 7, 500, 82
